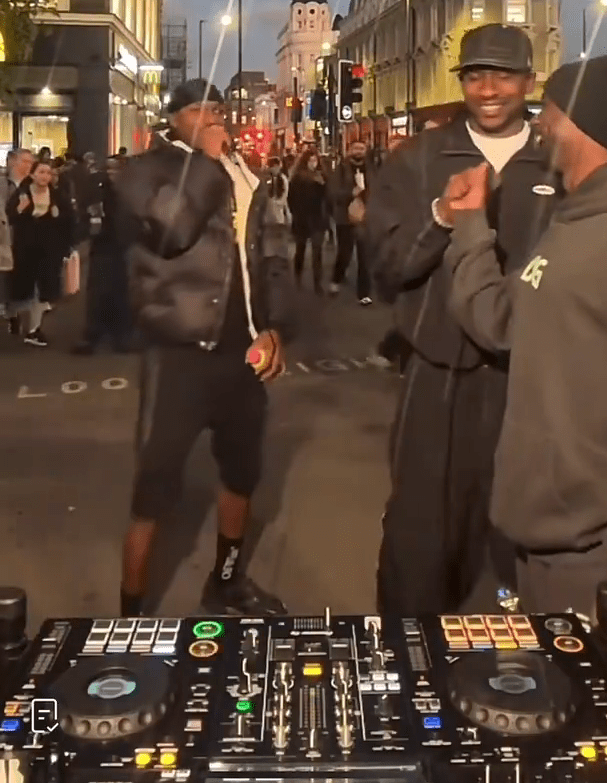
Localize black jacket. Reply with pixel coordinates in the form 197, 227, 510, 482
366, 114, 560, 369
328, 155, 377, 225
115, 132, 293, 347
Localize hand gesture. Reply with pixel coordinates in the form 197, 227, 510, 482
447, 162, 490, 212
17, 194, 30, 213
246, 329, 285, 382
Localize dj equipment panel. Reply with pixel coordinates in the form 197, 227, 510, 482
1, 604, 607, 782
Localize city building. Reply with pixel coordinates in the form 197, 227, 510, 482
162, 18, 187, 100
336, 0, 561, 143
0, 0, 163, 161
254, 92, 278, 130
224, 71, 274, 134
275, 0, 338, 148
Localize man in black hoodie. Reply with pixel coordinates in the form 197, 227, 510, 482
116, 79, 293, 617
446, 56, 607, 619
366, 24, 560, 616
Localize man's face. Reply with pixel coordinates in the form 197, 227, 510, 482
349, 142, 366, 162
173, 101, 226, 150
537, 99, 576, 173
14, 152, 33, 179
461, 68, 535, 134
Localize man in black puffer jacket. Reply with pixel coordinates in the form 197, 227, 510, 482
116, 78, 294, 618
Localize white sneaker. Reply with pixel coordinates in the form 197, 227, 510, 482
359, 296, 373, 306
328, 283, 340, 296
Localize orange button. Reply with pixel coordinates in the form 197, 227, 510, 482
486, 615, 509, 628
468, 629, 491, 641
490, 628, 514, 640
508, 615, 533, 629
441, 616, 464, 629
464, 616, 487, 629
445, 628, 467, 641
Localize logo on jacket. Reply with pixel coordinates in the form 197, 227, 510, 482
520, 255, 548, 290
532, 184, 556, 196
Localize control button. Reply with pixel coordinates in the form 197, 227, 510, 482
508, 615, 533, 629
97, 721, 111, 736
554, 636, 584, 653
388, 682, 400, 692
192, 620, 224, 639
373, 683, 387, 692
423, 716, 442, 729
360, 682, 372, 692
118, 718, 133, 733
494, 714, 509, 730
372, 672, 385, 681
580, 745, 598, 760
441, 616, 464, 629
303, 663, 323, 677
464, 616, 487, 629
75, 720, 91, 736
236, 700, 253, 713
160, 751, 177, 766
189, 640, 219, 658
135, 752, 152, 768
386, 672, 399, 681
0, 719, 20, 732
486, 615, 509, 629
545, 618, 573, 635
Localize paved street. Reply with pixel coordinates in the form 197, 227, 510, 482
0, 254, 496, 634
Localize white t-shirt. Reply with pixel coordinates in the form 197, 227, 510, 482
466, 120, 530, 174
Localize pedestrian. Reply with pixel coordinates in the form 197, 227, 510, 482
445, 55, 607, 619
72, 157, 134, 354
6, 160, 74, 347
328, 140, 374, 305
116, 77, 293, 618
266, 156, 290, 226
366, 24, 561, 616
287, 149, 329, 294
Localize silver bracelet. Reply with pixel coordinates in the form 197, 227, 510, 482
431, 198, 453, 230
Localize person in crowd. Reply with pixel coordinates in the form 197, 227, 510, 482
445, 56, 607, 619
117, 146, 128, 157
115, 78, 293, 618
287, 149, 329, 294
328, 140, 374, 304
0, 154, 14, 316
266, 156, 290, 225
365, 24, 560, 616
38, 146, 52, 164
6, 160, 74, 346
72, 157, 133, 355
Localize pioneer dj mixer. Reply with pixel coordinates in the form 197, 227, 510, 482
1, 603, 607, 782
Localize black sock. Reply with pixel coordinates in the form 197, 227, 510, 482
120, 587, 144, 617
213, 534, 244, 584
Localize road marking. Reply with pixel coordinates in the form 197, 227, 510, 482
15, 358, 396, 399
17, 386, 48, 399
101, 377, 129, 390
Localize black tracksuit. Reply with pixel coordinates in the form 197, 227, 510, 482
365, 114, 560, 615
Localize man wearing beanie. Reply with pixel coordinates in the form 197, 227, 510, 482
445, 55, 607, 618
116, 78, 293, 617
366, 24, 560, 617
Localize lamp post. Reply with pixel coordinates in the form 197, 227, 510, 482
198, 19, 206, 79
581, 0, 607, 57
238, 0, 243, 133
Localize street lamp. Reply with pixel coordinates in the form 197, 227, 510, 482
221, 14, 232, 26
198, 19, 206, 79
237, 0, 243, 133
581, 0, 607, 58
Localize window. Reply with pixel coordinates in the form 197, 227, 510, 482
471, 0, 484, 22
506, 0, 527, 23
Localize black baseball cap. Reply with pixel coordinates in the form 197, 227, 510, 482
167, 78, 224, 114
451, 24, 533, 73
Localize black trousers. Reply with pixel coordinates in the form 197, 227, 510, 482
377, 357, 514, 616
84, 249, 132, 347
332, 224, 371, 299
294, 229, 324, 290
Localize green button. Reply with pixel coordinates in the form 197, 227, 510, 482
236, 700, 253, 713
193, 620, 224, 639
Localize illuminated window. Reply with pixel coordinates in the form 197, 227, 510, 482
506, 0, 527, 23
471, 0, 484, 22
0, 32, 4, 62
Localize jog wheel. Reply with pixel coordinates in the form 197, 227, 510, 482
47, 654, 175, 741
448, 650, 578, 736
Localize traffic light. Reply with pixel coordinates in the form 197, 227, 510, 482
309, 88, 327, 120
337, 60, 363, 123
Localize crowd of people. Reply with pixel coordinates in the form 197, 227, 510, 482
3, 21, 607, 624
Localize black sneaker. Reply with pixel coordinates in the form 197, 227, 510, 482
24, 329, 48, 347
201, 574, 287, 616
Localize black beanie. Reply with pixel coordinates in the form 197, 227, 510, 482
167, 78, 224, 114
544, 55, 607, 150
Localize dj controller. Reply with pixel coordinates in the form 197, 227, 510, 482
2, 590, 607, 782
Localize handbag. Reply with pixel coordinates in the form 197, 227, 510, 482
63, 249, 80, 296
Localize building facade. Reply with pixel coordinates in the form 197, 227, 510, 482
224, 71, 274, 134
337, 0, 561, 141
275, 0, 338, 147
162, 18, 187, 99
0, 0, 162, 161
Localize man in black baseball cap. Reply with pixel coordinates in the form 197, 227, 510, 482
366, 23, 560, 618
445, 55, 607, 619
115, 78, 293, 618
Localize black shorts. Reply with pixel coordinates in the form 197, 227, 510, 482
131, 346, 267, 521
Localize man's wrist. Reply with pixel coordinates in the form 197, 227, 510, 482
431, 198, 453, 230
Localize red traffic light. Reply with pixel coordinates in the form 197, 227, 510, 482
352, 64, 365, 78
